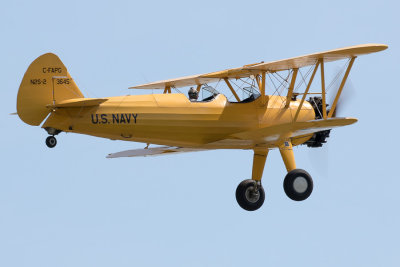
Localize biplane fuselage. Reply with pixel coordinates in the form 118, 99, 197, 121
42, 93, 315, 149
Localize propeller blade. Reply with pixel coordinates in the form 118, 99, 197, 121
307, 143, 331, 176
328, 67, 356, 117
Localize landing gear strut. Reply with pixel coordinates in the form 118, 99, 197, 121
280, 141, 313, 201
236, 148, 268, 211
45, 136, 57, 148
44, 127, 61, 148
235, 141, 314, 211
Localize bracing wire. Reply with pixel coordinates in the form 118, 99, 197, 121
295, 65, 313, 92
326, 59, 350, 92
172, 86, 182, 94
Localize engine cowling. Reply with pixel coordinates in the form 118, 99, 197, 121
303, 97, 331, 148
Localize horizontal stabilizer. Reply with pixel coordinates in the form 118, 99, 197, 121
231, 117, 357, 143
47, 98, 107, 108
107, 146, 206, 158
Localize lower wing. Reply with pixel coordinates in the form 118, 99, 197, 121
107, 146, 206, 158
230, 117, 357, 143
107, 117, 357, 158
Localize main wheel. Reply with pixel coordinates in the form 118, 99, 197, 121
45, 136, 57, 148
235, 179, 265, 211
283, 169, 313, 201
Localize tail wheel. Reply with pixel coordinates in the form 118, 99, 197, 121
283, 169, 313, 201
45, 136, 57, 148
235, 179, 265, 211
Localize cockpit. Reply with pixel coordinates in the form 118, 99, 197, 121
199, 85, 220, 102
237, 86, 261, 103
187, 84, 260, 103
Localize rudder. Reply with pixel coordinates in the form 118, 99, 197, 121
17, 53, 84, 126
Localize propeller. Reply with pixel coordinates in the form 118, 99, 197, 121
307, 66, 356, 175
327, 67, 356, 118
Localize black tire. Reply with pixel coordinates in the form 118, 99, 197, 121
45, 136, 57, 148
235, 179, 265, 211
283, 169, 313, 201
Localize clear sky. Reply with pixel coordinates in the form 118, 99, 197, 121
1, 0, 399, 266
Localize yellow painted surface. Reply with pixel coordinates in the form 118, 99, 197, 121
252, 148, 269, 181
40, 93, 315, 149
17, 53, 83, 125
279, 141, 296, 172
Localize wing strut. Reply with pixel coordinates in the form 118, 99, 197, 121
285, 68, 299, 108
224, 78, 240, 102
294, 62, 320, 121
328, 57, 356, 118
319, 59, 327, 119
163, 86, 171, 94
260, 71, 268, 105
255, 75, 261, 90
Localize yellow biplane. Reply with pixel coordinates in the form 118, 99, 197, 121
16, 44, 387, 211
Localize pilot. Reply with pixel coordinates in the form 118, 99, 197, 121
188, 87, 199, 102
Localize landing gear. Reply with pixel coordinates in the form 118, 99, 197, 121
45, 136, 57, 148
44, 127, 61, 148
236, 179, 265, 211
279, 141, 313, 201
236, 141, 314, 210
283, 169, 313, 201
235, 147, 268, 211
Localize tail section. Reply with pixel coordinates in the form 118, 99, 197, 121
17, 53, 84, 126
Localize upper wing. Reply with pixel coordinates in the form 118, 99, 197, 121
242, 43, 387, 73
107, 146, 206, 158
129, 74, 221, 90
129, 44, 387, 89
230, 117, 357, 143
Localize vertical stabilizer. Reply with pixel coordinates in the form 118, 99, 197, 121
17, 53, 84, 126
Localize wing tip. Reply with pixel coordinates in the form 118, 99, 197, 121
361, 43, 389, 53
345, 117, 358, 124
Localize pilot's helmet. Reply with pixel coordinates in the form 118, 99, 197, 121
188, 87, 199, 100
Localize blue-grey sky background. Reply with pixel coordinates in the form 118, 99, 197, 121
1, 0, 399, 266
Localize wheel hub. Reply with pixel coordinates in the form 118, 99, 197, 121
245, 186, 260, 203
293, 177, 308, 193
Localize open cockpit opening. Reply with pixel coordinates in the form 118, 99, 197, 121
186, 85, 220, 102
200, 85, 220, 102
233, 86, 261, 103
186, 83, 261, 103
